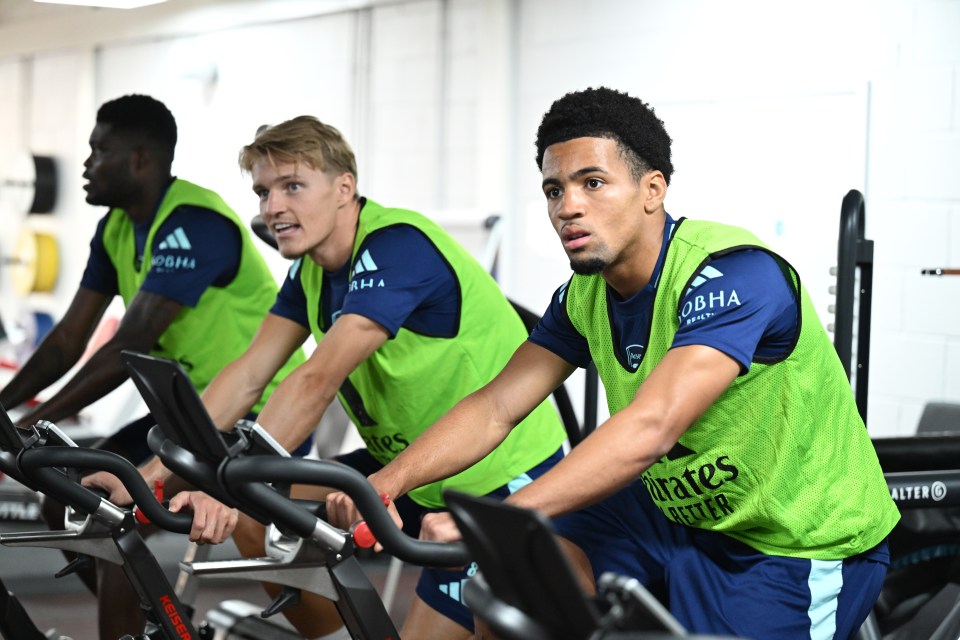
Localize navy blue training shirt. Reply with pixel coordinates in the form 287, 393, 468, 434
271, 221, 459, 338
529, 215, 798, 374
81, 205, 242, 307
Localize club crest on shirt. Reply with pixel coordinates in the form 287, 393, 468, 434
625, 343, 646, 369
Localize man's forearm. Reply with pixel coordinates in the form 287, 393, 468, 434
372, 389, 514, 499
15, 345, 129, 426
200, 361, 270, 432
0, 341, 77, 411
507, 345, 740, 518
505, 410, 664, 518
255, 369, 338, 454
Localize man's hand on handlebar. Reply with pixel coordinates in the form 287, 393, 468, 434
82, 470, 134, 506
419, 512, 462, 543
168, 491, 238, 544
326, 489, 404, 551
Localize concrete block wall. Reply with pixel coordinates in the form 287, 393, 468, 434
864, 0, 960, 435
0, 0, 957, 437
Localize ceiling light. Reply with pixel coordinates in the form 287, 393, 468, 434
34, 0, 168, 8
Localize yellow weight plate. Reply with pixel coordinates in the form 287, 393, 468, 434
12, 228, 60, 296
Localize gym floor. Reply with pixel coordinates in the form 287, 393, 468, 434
1, 519, 420, 639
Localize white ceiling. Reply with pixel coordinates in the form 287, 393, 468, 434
0, 1, 101, 25
0, 0, 390, 58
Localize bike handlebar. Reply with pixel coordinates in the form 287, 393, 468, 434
17, 446, 193, 534
873, 435, 960, 472
221, 456, 470, 567
0, 450, 32, 488
147, 426, 279, 527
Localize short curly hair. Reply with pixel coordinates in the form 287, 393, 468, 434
96, 94, 177, 161
535, 87, 673, 185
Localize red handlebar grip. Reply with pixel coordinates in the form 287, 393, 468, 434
352, 521, 377, 549
349, 492, 391, 548
133, 479, 165, 525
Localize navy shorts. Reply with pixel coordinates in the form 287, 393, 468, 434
335, 446, 566, 632
108, 413, 314, 464
553, 480, 889, 640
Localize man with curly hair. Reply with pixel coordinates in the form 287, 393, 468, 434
328, 87, 899, 639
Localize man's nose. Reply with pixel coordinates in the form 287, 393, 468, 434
556, 189, 584, 220
262, 190, 284, 215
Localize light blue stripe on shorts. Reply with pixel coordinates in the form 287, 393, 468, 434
808, 559, 843, 640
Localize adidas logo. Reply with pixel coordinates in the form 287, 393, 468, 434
438, 579, 465, 603
352, 249, 379, 275
158, 227, 193, 250
684, 264, 723, 296
438, 563, 478, 604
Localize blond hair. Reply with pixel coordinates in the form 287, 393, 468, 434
239, 115, 358, 180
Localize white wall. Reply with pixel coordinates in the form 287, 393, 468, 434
862, 0, 960, 435
0, 0, 957, 437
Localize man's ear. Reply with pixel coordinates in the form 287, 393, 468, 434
335, 172, 357, 204
129, 145, 151, 175
643, 170, 667, 214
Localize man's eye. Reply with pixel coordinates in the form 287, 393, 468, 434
586, 178, 602, 188
545, 187, 561, 199
287, 183, 302, 192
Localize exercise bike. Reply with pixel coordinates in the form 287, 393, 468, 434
0, 401, 199, 640
120, 349, 470, 640
830, 190, 960, 639
1, 389, 443, 640
121, 350, 750, 640
0, 408, 72, 640
857, 439, 960, 640
440, 489, 742, 640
